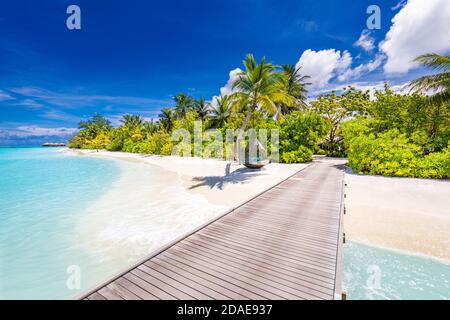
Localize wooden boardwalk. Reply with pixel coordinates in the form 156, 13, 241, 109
81, 159, 345, 300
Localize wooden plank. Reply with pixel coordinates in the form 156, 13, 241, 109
81, 159, 345, 300
130, 268, 194, 300
181, 236, 335, 288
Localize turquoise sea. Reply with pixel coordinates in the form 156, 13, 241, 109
0, 147, 226, 299
1, 148, 449, 300
344, 241, 450, 300
0, 147, 121, 299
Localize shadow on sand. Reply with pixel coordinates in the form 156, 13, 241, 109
188, 163, 265, 190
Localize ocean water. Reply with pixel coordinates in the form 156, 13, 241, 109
0, 148, 226, 299
343, 241, 450, 300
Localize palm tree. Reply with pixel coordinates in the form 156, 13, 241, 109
142, 120, 158, 137
231, 54, 294, 161
78, 114, 112, 137
278, 64, 311, 115
158, 107, 175, 132
194, 97, 210, 121
120, 114, 143, 129
174, 93, 194, 118
210, 95, 232, 128
409, 53, 450, 104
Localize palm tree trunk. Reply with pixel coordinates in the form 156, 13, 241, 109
235, 106, 254, 163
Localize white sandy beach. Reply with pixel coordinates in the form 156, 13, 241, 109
64, 149, 307, 267
68, 149, 307, 207
67, 149, 450, 261
344, 172, 450, 260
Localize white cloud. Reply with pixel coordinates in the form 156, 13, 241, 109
0, 126, 78, 138
219, 68, 242, 96
380, 0, 450, 74
9, 86, 171, 109
295, 49, 353, 90
210, 68, 242, 108
313, 80, 409, 100
0, 90, 13, 101
392, 0, 407, 11
19, 99, 44, 109
338, 55, 384, 81
354, 30, 375, 53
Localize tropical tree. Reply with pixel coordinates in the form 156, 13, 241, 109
89, 131, 111, 152
120, 114, 143, 130
278, 64, 310, 115
231, 54, 294, 161
78, 114, 112, 137
210, 95, 232, 128
142, 120, 159, 137
409, 53, 450, 105
194, 97, 210, 121
310, 87, 371, 156
174, 93, 194, 118
158, 108, 175, 132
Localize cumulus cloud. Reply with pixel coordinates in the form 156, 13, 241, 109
380, 0, 450, 74
210, 68, 242, 108
314, 80, 409, 100
219, 68, 242, 96
295, 49, 352, 90
354, 30, 375, 53
338, 55, 384, 81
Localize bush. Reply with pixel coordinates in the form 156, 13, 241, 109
346, 129, 450, 178
281, 146, 313, 163
417, 145, 450, 179
279, 111, 327, 163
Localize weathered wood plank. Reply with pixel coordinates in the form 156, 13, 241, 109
81, 159, 345, 300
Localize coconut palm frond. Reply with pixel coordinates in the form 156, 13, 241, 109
414, 53, 450, 71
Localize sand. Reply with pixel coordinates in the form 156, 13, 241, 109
344, 172, 450, 260
66, 149, 450, 261
68, 149, 308, 207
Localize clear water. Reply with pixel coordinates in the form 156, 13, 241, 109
344, 241, 450, 300
0, 147, 120, 299
0, 147, 226, 300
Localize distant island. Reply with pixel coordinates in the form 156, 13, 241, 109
42, 143, 66, 147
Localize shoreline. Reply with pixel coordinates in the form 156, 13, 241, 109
66, 148, 450, 261
66, 148, 308, 207
344, 171, 450, 260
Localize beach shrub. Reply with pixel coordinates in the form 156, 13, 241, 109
279, 111, 327, 163
346, 128, 450, 178
68, 135, 84, 149
347, 129, 421, 177
281, 146, 313, 163
416, 144, 450, 179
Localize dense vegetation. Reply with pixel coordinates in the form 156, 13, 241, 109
70, 53, 450, 179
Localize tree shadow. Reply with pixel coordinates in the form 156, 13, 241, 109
188, 163, 265, 190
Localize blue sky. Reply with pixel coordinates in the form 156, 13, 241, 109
0, 0, 449, 145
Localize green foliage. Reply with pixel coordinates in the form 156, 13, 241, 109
346, 129, 450, 179
310, 87, 371, 156
281, 146, 313, 163
67, 53, 449, 179
279, 111, 327, 163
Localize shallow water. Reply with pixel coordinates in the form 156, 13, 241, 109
343, 241, 450, 300
0, 148, 225, 299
